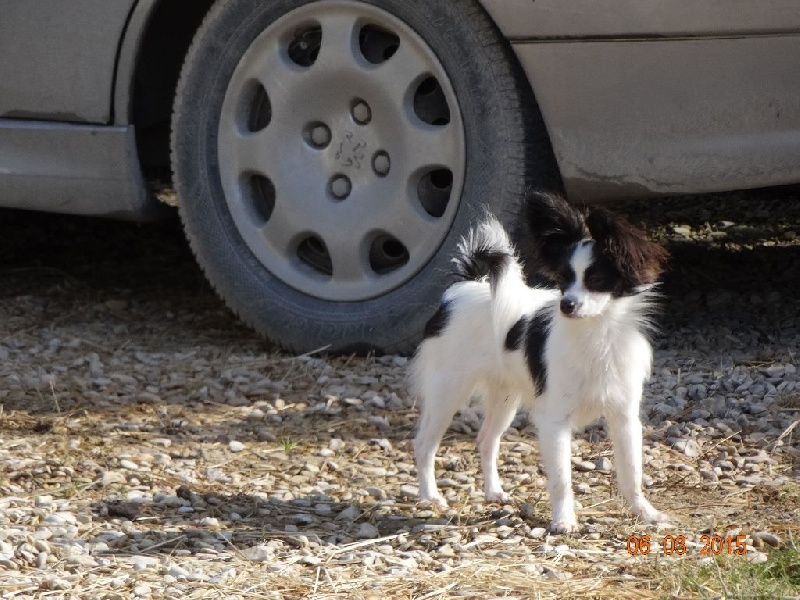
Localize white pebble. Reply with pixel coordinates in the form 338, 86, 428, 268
241, 545, 275, 562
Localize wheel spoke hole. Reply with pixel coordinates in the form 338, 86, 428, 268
297, 235, 332, 276
417, 168, 453, 217
288, 26, 322, 67
370, 234, 409, 274
239, 81, 272, 133
413, 76, 450, 126
244, 174, 276, 224
358, 24, 400, 64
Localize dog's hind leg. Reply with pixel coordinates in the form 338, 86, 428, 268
477, 392, 519, 503
414, 375, 473, 507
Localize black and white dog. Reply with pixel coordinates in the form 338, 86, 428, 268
411, 193, 672, 532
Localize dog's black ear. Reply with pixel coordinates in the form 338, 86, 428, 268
586, 209, 669, 286
517, 191, 588, 279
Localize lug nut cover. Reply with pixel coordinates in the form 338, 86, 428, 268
373, 151, 390, 176
330, 175, 352, 199
352, 100, 372, 125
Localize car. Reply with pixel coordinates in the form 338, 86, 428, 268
2, 0, 799, 353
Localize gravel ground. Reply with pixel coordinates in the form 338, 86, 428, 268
0, 188, 799, 599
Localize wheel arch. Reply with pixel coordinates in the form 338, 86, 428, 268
114, 0, 217, 178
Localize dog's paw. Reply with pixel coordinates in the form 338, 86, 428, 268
484, 489, 510, 504
418, 493, 448, 509
633, 502, 674, 527
549, 519, 580, 535
642, 510, 674, 527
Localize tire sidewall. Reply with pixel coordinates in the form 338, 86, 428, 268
173, 0, 528, 353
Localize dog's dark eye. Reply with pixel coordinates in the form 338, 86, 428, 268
556, 266, 575, 289
584, 273, 606, 290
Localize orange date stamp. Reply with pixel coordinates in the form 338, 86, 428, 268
626, 534, 748, 556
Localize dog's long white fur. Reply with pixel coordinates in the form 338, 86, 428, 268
412, 218, 670, 533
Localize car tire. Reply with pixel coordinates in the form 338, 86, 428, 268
172, 0, 557, 354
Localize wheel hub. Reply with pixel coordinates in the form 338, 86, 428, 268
217, 1, 465, 301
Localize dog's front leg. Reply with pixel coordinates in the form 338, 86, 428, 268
537, 414, 578, 533
607, 407, 672, 525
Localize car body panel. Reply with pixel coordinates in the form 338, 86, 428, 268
513, 34, 800, 202
0, 120, 158, 219
481, 0, 800, 39
0, 0, 137, 124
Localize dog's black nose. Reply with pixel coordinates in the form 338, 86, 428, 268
560, 297, 577, 315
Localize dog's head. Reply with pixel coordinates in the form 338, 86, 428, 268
522, 193, 669, 319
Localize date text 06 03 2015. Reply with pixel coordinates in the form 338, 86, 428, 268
627, 534, 748, 556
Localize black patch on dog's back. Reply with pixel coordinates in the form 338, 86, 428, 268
423, 300, 452, 339
505, 317, 527, 351
524, 310, 552, 395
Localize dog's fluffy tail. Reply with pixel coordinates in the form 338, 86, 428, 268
452, 217, 529, 349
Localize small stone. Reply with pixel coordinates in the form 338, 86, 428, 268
654, 403, 681, 417
543, 566, 572, 580
671, 225, 692, 237
241, 545, 275, 562
354, 523, 380, 539
40, 577, 72, 591
398, 485, 419, 499
361, 466, 386, 477
574, 460, 596, 472
436, 478, 459, 488
167, 566, 191, 579
365, 487, 386, 499
133, 556, 159, 571
228, 441, 245, 453
595, 457, 613, 472
697, 555, 715, 567
336, 506, 360, 521
102, 471, 127, 486
746, 550, 768, 564
752, 531, 781, 547
289, 513, 314, 525
44, 512, 77, 525
474, 533, 499, 545
699, 469, 719, 482
314, 503, 333, 516
671, 438, 701, 458
529, 527, 547, 539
